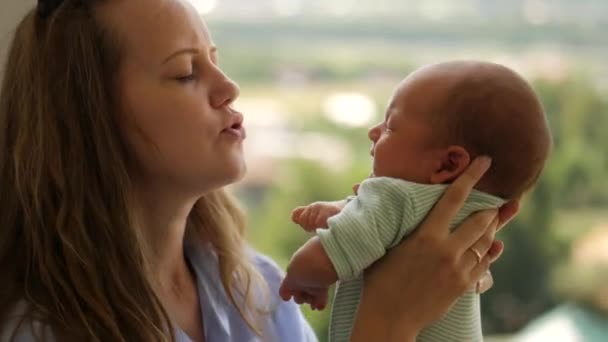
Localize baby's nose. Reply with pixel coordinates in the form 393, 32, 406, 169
368, 125, 380, 142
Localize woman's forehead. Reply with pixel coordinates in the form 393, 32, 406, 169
102, 0, 212, 63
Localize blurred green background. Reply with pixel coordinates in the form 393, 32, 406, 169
196, 0, 607, 340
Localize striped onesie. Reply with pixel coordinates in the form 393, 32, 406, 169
317, 177, 505, 342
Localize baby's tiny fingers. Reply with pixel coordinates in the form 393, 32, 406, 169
278, 281, 293, 301
314, 291, 329, 310
297, 208, 310, 226
293, 294, 305, 304
291, 207, 306, 223
294, 292, 313, 305
315, 213, 329, 229
308, 205, 320, 220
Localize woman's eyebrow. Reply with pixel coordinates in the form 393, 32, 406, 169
162, 45, 217, 65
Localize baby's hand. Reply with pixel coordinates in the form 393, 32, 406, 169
279, 275, 330, 311
279, 236, 338, 310
291, 201, 343, 231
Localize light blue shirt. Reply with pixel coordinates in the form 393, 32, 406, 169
2, 243, 317, 342
178, 243, 318, 342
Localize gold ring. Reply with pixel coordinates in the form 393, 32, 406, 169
470, 247, 482, 264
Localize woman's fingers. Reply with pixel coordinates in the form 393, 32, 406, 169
476, 270, 494, 294
497, 200, 519, 231
469, 253, 493, 285
472, 240, 504, 293
487, 240, 504, 263
419, 157, 492, 238
469, 238, 504, 291
462, 214, 499, 270
451, 209, 498, 254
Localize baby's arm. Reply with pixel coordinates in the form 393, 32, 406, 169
291, 200, 347, 231
318, 179, 417, 280
291, 183, 361, 231
281, 179, 411, 309
279, 236, 338, 310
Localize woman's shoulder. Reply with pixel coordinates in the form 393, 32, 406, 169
250, 251, 284, 291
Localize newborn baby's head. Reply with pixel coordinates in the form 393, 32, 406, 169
369, 61, 552, 199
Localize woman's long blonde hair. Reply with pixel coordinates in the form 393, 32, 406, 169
0, 1, 266, 341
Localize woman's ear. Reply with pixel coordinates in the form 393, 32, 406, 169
429, 146, 471, 184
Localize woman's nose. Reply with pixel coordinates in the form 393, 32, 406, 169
210, 71, 240, 108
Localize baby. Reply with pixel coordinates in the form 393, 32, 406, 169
279, 61, 552, 342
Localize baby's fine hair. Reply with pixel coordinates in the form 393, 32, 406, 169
430, 61, 552, 199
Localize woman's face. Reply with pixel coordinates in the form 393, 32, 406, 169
103, 0, 245, 195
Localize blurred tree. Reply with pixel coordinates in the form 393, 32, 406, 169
535, 78, 608, 207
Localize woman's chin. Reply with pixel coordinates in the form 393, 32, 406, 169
190, 156, 247, 194
219, 159, 248, 186
230, 163, 247, 184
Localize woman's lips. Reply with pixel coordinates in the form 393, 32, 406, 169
221, 125, 246, 139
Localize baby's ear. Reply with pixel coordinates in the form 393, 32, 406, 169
429, 146, 471, 184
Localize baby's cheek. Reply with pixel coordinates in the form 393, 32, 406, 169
372, 150, 390, 174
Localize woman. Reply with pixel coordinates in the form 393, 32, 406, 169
0, 0, 517, 341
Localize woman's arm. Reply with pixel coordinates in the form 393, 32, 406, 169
350, 157, 519, 341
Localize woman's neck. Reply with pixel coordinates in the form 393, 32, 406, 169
134, 183, 200, 291
134, 184, 206, 341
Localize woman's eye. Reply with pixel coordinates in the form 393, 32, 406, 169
175, 74, 196, 83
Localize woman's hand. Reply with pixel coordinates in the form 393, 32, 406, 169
351, 157, 519, 342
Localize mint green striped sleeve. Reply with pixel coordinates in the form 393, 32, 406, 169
324, 180, 505, 342
316, 178, 417, 281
